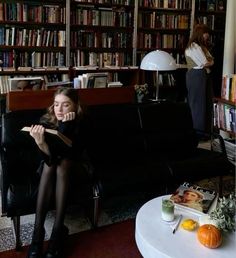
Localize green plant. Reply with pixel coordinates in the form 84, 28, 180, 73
210, 193, 235, 232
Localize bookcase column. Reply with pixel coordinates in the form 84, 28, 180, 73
66, 0, 70, 67
222, 0, 235, 75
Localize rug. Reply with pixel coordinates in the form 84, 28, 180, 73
195, 175, 235, 196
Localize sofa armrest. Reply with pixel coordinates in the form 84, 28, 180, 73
195, 129, 228, 157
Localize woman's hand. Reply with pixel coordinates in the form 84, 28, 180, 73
30, 125, 50, 155
205, 58, 214, 67
30, 125, 46, 145
62, 112, 76, 122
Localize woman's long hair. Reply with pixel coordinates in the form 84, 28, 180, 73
186, 24, 211, 51
40, 87, 82, 128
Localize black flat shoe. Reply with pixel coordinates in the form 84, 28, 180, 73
43, 225, 69, 258
26, 242, 43, 258
26, 228, 45, 258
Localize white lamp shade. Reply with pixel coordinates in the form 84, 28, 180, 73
140, 50, 177, 71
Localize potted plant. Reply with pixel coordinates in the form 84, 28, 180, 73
209, 193, 235, 232
134, 84, 148, 103
199, 193, 235, 232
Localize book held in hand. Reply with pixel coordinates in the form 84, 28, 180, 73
21, 126, 72, 150
170, 182, 217, 215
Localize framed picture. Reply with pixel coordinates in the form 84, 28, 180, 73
8, 77, 44, 91
86, 73, 108, 88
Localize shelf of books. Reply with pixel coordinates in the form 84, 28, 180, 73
136, 0, 192, 94
0, 0, 228, 95
70, 0, 138, 86
213, 74, 235, 165
0, 0, 69, 93
213, 74, 236, 135
136, 0, 192, 65
195, 0, 226, 32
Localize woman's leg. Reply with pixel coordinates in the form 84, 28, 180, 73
27, 163, 56, 258
53, 159, 72, 231
34, 163, 56, 233
44, 159, 72, 257
186, 69, 207, 132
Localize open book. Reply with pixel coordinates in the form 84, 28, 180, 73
170, 182, 217, 215
21, 127, 72, 151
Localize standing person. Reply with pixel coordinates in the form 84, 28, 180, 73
185, 24, 214, 135
27, 87, 85, 258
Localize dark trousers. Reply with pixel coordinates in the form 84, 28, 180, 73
186, 68, 213, 133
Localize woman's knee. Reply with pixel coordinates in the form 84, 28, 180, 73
42, 163, 56, 176
57, 159, 73, 177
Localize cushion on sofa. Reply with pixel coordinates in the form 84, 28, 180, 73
138, 101, 198, 159
85, 103, 146, 164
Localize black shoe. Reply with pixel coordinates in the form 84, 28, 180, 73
26, 228, 45, 258
43, 225, 69, 258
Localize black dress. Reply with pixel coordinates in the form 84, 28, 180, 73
38, 115, 87, 167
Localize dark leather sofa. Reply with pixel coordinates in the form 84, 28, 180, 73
85, 101, 233, 198
1, 99, 233, 250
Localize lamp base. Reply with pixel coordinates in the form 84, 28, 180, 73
147, 98, 167, 103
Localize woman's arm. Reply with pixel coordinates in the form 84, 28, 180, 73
204, 53, 214, 67
58, 112, 77, 138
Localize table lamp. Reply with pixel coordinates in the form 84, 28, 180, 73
140, 50, 177, 100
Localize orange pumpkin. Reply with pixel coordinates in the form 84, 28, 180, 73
197, 224, 222, 249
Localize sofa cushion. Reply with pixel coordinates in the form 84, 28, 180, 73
85, 103, 145, 164
138, 101, 198, 159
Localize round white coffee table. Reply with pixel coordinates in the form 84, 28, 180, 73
135, 195, 235, 258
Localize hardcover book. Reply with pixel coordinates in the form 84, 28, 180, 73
170, 182, 217, 215
21, 127, 72, 152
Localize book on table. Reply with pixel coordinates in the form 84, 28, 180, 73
170, 182, 217, 215
21, 127, 72, 151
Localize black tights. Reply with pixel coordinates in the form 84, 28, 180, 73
33, 159, 72, 238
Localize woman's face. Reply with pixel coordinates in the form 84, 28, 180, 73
53, 94, 76, 120
203, 32, 210, 44
183, 191, 200, 202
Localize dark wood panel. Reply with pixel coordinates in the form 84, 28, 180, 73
7, 87, 135, 111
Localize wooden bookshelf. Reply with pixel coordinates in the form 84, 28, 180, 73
213, 98, 236, 137
0, 0, 69, 93
70, 0, 137, 86
136, 0, 192, 65
0, 0, 228, 96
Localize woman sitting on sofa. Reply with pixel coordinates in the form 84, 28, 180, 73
27, 87, 85, 258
